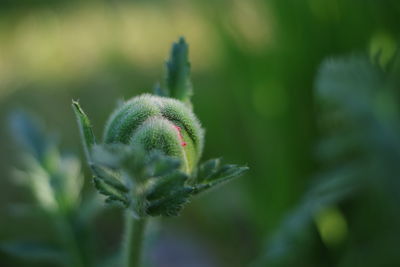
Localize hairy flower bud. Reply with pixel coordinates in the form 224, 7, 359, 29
73, 38, 247, 217
103, 94, 204, 174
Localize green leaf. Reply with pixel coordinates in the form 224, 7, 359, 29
193, 163, 249, 194
208, 164, 249, 181
197, 158, 221, 183
72, 100, 96, 161
316, 56, 383, 115
9, 110, 84, 212
90, 164, 128, 193
91, 144, 125, 169
253, 56, 396, 267
146, 172, 189, 200
0, 241, 66, 264
144, 170, 193, 216
164, 37, 193, 103
145, 151, 181, 178
93, 177, 129, 207
146, 186, 193, 217
8, 110, 52, 163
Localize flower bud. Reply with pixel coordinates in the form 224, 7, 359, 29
73, 38, 248, 217
103, 94, 204, 174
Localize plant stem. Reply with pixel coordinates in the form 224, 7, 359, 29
52, 213, 85, 267
123, 212, 147, 267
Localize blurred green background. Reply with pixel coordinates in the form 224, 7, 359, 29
1, 0, 400, 266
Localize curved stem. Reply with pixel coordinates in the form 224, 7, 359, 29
123, 212, 147, 267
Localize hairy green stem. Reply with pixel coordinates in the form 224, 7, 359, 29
123, 213, 147, 267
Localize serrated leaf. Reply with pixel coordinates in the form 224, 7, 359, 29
90, 164, 128, 193
197, 158, 221, 183
193, 164, 249, 194
146, 186, 193, 216
91, 144, 123, 169
120, 146, 148, 181
144, 171, 193, 216
91, 144, 147, 182
72, 100, 96, 161
165, 37, 193, 102
105, 196, 129, 208
208, 164, 249, 181
93, 177, 129, 207
89, 143, 199, 216
146, 172, 189, 200
145, 151, 181, 178
0, 241, 66, 263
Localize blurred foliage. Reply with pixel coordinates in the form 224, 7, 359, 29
1, 0, 400, 266
2, 111, 100, 267
253, 55, 400, 266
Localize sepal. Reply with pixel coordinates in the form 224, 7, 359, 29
93, 177, 129, 208
146, 172, 193, 216
72, 100, 96, 161
90, 164, 128, 193
90, 144, 194, 217
163, 37, 193, 103
90, 145, 249, 216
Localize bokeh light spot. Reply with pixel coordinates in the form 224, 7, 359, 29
315, 206, 348, 248
369, 32, 397, 68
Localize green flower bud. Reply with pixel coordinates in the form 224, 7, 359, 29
103, 94, 204, 174
72, 38, 248, 217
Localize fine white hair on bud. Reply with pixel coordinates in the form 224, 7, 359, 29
72, 38, 248, 219
103, 94, 204, 174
